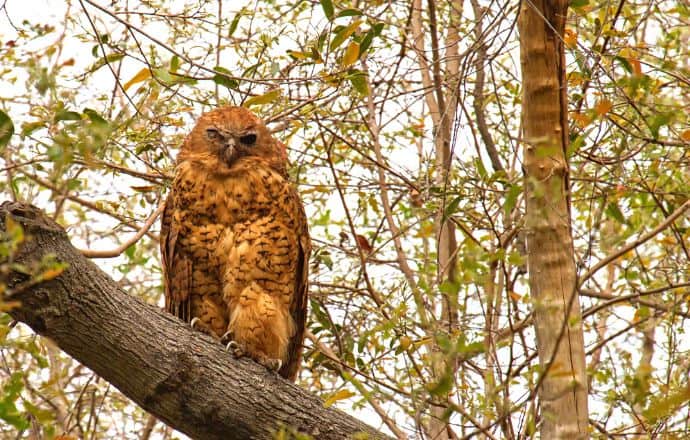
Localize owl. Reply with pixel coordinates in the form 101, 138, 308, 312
160, 106, 310, 380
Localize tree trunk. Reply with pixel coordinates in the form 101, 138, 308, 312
0, 201, 390, 440
518, 1, 589, 438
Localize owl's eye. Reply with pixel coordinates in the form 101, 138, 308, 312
239, 134, 257, 146
205, 128, 225, 143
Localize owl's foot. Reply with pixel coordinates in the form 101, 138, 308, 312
190, 317, 219, 340
256, 355, 282, 372
221, 331, 246, 357
225, 339, 246, 358
221, 331, 282, 372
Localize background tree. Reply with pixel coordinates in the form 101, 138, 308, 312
0, 0, 689, 438
519, 0, 588, 437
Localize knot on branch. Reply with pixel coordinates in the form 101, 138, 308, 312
0, 201, 67, 235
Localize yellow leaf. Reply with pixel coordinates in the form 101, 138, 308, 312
630, 58, 642, 76
41, 267, 65, 281
681, 130, 690, 142
287, 50, 310, 60
123, 68, 152, 91
567, 71, 585, 87
324, 389, 355, 408
619, 47, 633, 58
341, 41, 360, 68
399, 335, 412, 351
564, 29, 577, 48
572, 112, 592, 128
331, 19, 362, 49
244, 89, 282, 107
0, 300, 22, 312
595, 99, 613, 116
644, 386, 690, 423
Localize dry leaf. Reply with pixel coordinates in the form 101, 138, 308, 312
123, 67, 152, 91
564, 29, 577, 48
355, 234, 373, 254
595, 99, 613, 116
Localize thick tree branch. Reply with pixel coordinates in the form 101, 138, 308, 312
0, 201, 390, 440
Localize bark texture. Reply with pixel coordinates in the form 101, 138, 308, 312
0, 201, 389, 440
518, 1, 590, 438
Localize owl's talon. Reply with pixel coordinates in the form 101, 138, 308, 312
188, 317, 218, 339
226, 340, 245, 358
220, 330, 233, 345
264, 358, 282, 372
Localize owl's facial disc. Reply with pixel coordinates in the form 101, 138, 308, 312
206, 127, 238, 166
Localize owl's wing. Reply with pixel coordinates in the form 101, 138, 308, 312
160, 192, 192, 322
279, 192, 311, 381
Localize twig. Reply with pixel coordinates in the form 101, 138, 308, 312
79, 203, 164, 258
305, 331, 408, 440
579, 200, 690, 285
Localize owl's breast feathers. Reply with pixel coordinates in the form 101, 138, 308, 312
161, 155, 310, 380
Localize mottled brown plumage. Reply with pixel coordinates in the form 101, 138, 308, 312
160, 106, 310, 380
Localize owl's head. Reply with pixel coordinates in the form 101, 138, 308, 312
179, 106, 286, 173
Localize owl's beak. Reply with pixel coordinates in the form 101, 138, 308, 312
222, 137, 237, 165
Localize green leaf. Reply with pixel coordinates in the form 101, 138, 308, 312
331, 20, 362, 50
125, 243, 136, 259
0, 372, 29, 430
605, 202, 626, 224
439, 279, 460, 305
53, 110, 81, 122
337, 8, 362, 18
504, 183, 521, 215
459, 341, 485, 356
0, 110, 14, 149
568, 133, 586, 158
228, 12, 242, 36
153, 68, 196, 87
644, 386, 690, 423
319, 0, 334, 21
90, 53, 125, 72
614, 56, 632, 74
570, 0, 589, 7
213, 67, 239, 90
24, 400, 53, 424
475, 157, 488, 179
244, 89, 281, 107
83, 108, 109, 126
442, 195, 462, 223
241, 62, 262, 79
347, 70, 369, 96
649, 113, 671, 139
0, 401, 28, 430
21, 121, 43, 137
358, 24, 384, 56
170, 55, 180, 72
426, 370, 453, 397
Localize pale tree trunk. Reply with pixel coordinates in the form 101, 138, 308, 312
518, 1, 590, 438
410, 1, 461, 438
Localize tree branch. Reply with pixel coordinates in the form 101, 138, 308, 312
0, 201, 390, 440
